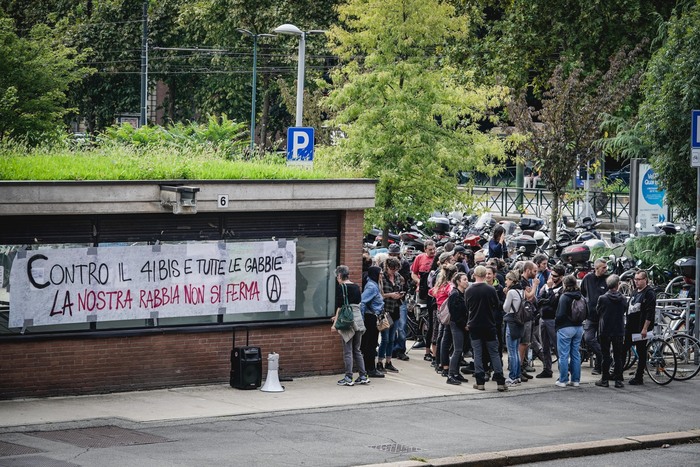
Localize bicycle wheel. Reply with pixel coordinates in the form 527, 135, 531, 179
670, 334, 700, 381
645, 338, 677, 385
622, 346, 636, 371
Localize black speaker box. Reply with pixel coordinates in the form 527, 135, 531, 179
230, 346, 262, 389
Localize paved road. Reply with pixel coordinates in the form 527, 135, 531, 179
1, 376, 698, 466
530, 441, 700, 466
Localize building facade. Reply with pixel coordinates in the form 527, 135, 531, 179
0, 179, 375, 398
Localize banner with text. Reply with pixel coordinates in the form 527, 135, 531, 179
9, 240, 296, 327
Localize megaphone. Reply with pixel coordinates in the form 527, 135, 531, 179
260, 352, 284, 392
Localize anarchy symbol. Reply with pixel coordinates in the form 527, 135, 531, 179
266, 275, 282, 303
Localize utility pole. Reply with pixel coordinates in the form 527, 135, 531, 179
139, 0, 148, 126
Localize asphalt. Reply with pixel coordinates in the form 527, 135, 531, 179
1, 346, 699, 466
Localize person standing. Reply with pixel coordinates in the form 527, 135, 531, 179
466, 266, 507, 392
503, 270, 524, 386
518, 261, 539, 381
488, 225, 508, 260
331, 265, 369, 386
554, 275, 584, 388
361, 266, 385, 379
410, 240, 437, 361
580, 258, 608, 376
377, 257, 404, 374
595, 274, 627, 388
388, 244, 411, 361
535, 264, 565, 378
446, 272, 470, 385
625, 270, 656, 385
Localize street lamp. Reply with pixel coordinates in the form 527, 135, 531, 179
238, 29, 273, 152
273, 24, 325, 127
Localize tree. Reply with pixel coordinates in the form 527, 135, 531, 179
0, 12, 91, 142
465, 0, 672, 95
507, 46, 644, 242
321, 0, 511, 241
637, 3, 700, 221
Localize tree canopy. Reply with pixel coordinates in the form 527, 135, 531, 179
0, 12, 91, 142
321, 0, 511, 235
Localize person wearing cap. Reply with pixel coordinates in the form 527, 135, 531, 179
388, 244, 411, 361
452, 245, 469, 275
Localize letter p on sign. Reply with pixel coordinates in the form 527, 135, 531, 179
286, 127, 314, 167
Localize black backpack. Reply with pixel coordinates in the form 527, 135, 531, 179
512, 291, 536, 325
568, 296, 587, 325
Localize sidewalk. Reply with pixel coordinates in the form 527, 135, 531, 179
0, 350, 598, 430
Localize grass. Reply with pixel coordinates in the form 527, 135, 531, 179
0, 142, 359, 181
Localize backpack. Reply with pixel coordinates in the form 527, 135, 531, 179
568, 296, 587, 325
334, 284, 354, 331
512, 290, 536, 325
437, 298, 451, 325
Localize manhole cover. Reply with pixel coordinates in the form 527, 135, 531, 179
28, 426, 169, 449
0, 455, 79, 466
0, 440, 43, 457
368, 443, 422, 454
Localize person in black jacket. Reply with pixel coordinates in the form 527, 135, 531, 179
580, 259, 609, 376
554, 275, 584, 388
625, 270, 656, 385
466, 266, 507, 391
535, 264, 565, 378
595, 274, 627, 388
446, 272, 470, 385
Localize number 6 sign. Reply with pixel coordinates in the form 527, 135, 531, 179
217, 194, 229, 209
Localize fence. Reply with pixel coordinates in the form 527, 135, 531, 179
470, 186, 630, 225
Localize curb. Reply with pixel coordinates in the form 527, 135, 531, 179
360, 429, 700, 467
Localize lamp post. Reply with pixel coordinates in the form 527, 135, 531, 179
273, 24, 325, 127
238, 29, 273, 152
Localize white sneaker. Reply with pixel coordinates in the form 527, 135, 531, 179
554, 381, 567, 388
570, 381, 580, 387
505, 378, 518, 386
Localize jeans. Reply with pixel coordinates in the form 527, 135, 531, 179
600, 335, 624, 382
448, 322, 465, 376
378, 319, 397, 359
584, 320, 602, 369
557, 325, 583, 383
393, 302, 408, 355
471, 328, 505, 385
342, 331, 366, 377
438, 323, 453, 368
539, 319, 557, 372
505, 324, 521, 381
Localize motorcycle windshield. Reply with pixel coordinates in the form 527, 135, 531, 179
474, 212, 492, 231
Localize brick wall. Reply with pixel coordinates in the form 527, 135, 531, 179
0, 324, 343, 399
0, 209, 367, 399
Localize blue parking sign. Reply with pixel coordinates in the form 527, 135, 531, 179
286, 127, 314, 166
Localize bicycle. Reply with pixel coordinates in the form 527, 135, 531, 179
405, 291, 430, 354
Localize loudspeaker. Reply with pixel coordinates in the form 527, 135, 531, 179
230, 346, 262, 390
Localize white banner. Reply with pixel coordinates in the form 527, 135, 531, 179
9, 240, 296, 327
636, 163, 668, 234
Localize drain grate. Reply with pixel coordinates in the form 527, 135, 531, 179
0, 455, 79, 466
368, 443, 422, 454
28, 426, 170, 449
0, 440, 44, 457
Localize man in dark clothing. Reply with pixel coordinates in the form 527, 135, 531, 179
595, 274, 627, 388
465, 266, 507, 391
580, 258, 608, 375
535, 264, 565, 378
625, 270, 656, 385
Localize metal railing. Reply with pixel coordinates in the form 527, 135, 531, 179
469, 186, 630, 224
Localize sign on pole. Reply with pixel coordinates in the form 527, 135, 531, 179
286, 127, 314, 168
691, 110, 700, 167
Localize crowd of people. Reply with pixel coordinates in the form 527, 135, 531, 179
331, 238, 657, 390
